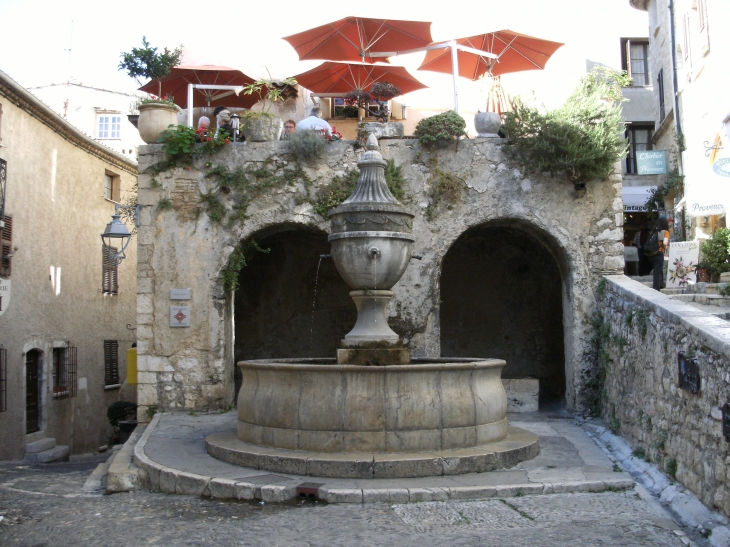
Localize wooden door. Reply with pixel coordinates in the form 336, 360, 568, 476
26, 350, 40, 434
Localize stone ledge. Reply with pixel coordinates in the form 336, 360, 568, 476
206, 426, 539, 478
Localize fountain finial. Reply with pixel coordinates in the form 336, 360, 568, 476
366, 133, 379, 150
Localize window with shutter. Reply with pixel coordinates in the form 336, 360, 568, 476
625, 126, 654, 174
621, 39, 650, 86
1, 214, 11, 277
0, 345, 7, 412
657, 69, 666, 121
104, 340, 120, 387
102, 244, 118, 295
52, 343, 77, 399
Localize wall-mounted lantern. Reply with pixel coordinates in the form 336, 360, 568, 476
101, 204, 140, 266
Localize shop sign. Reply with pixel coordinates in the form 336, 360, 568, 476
636, 151, 667, 174
712, 157, 730, 178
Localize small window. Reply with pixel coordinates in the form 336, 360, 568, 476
104, 340, 120, 387
104, 171, 120, 202
625, 125, 654, 174
0, 344, 7, 412
97, 114, 122, 140
621, 39, 650, 86
52, 344, 78, 399
657, 69, 666, 121
102, 245, 118, 295
1, 214, 11, 278
682, 13, 691, 61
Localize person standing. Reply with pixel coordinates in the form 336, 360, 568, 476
634, 224, 652, 276
644, 218, 670, 291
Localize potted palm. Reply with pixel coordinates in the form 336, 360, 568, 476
119, 37, 183, 144
241, 77, 297, 141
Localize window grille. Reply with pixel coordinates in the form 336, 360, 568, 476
1, 214, 11, 277
52, 343, 77, 399
102, 244, 118, 295
0, 345, 6, 412
104, 340, 119, 387
97, 115, 121, 140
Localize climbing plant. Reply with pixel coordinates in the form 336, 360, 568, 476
221, 239, 270, 292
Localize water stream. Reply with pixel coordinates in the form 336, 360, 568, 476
308, 256, 323, 358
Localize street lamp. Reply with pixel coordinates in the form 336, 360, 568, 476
101, 204, 140, 266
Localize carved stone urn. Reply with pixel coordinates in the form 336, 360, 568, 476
328, 134, 414, 365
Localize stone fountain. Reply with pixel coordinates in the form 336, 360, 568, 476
206, 135, 539, 478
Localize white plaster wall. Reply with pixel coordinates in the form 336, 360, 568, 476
0, 84, 138, 460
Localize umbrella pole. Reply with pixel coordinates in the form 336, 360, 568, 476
450, 40, 459, 114
187, 84, 194, 128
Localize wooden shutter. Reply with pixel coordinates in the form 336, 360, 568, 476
102, 245, 118, 294
104, 340, 119, 386
1, 214, 11, 277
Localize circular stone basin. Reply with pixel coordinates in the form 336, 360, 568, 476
237, 358, 507, 453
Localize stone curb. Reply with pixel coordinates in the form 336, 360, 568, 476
582, 419, 730, 547
132, 412, 636, 504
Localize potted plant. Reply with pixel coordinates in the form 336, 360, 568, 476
695, 262, 711, 282
119, 37, 183, 144
414, 110, 467, 150
241, 77, 297, 141
370, 82, 401, 122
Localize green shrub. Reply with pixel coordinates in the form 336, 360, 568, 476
700, 227, 730, 280
414, 110, 467, 149
287, 130, 327, 162
502, 66, 629, 186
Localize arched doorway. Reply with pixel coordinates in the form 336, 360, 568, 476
25, 350, 42, 434
440, 222, 566, 406
232, 225, 353, 397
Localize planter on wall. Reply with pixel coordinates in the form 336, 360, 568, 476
137, 103, 178, 144
242, 115, 283, 142
474, 112, 502, 137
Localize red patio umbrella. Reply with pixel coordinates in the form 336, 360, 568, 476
293, 62, 427, 96
138, 65, 259, 110
418, 30, 564, 81
283, 16, 433, 64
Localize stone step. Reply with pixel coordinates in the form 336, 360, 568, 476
24, 445, 69, 463
25, 437, 56, 454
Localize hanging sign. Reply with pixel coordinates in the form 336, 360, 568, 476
666, 240, 700, 287
712, 157, 730, 178
0, 278, 9, 317
637, 151, 667, 175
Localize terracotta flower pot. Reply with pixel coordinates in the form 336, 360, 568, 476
696, 267, 710, 282
137, 103, 179, 144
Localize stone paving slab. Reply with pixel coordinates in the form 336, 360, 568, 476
133, 410, 635, 503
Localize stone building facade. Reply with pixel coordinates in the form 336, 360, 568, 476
0, 71, 138, 461
135, 136, 624, 420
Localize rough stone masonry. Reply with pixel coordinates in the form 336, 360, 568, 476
134, 137, 624, 420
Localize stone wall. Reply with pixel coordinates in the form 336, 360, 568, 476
598, 275, 730, 516
135, 138, 624, 420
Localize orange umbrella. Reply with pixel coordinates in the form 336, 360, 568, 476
418, 30, 564, 80
138, 65, 259, 110
283, 16, 433, 64
293, 62, 427, 96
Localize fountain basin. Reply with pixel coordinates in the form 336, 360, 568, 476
236, 358, 508, 453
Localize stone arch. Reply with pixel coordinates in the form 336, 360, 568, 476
229, 223, 353, 398
438, 218, 571, 407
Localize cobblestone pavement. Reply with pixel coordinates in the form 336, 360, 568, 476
0, 459, 706, 547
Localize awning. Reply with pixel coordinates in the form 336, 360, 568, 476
622, 186, 656, 212
678, 187, 729, 217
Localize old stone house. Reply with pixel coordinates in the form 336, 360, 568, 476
0, 70, 138, 461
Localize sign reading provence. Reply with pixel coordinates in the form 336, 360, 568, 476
636, 150, 667, 175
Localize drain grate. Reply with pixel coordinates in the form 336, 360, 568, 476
296, 482, 325, 497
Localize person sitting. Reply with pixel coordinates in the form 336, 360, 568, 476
196, 116, 211, 140
281, 119, 296, 140
296, 107, 332, 137
215, 108, 233, 138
